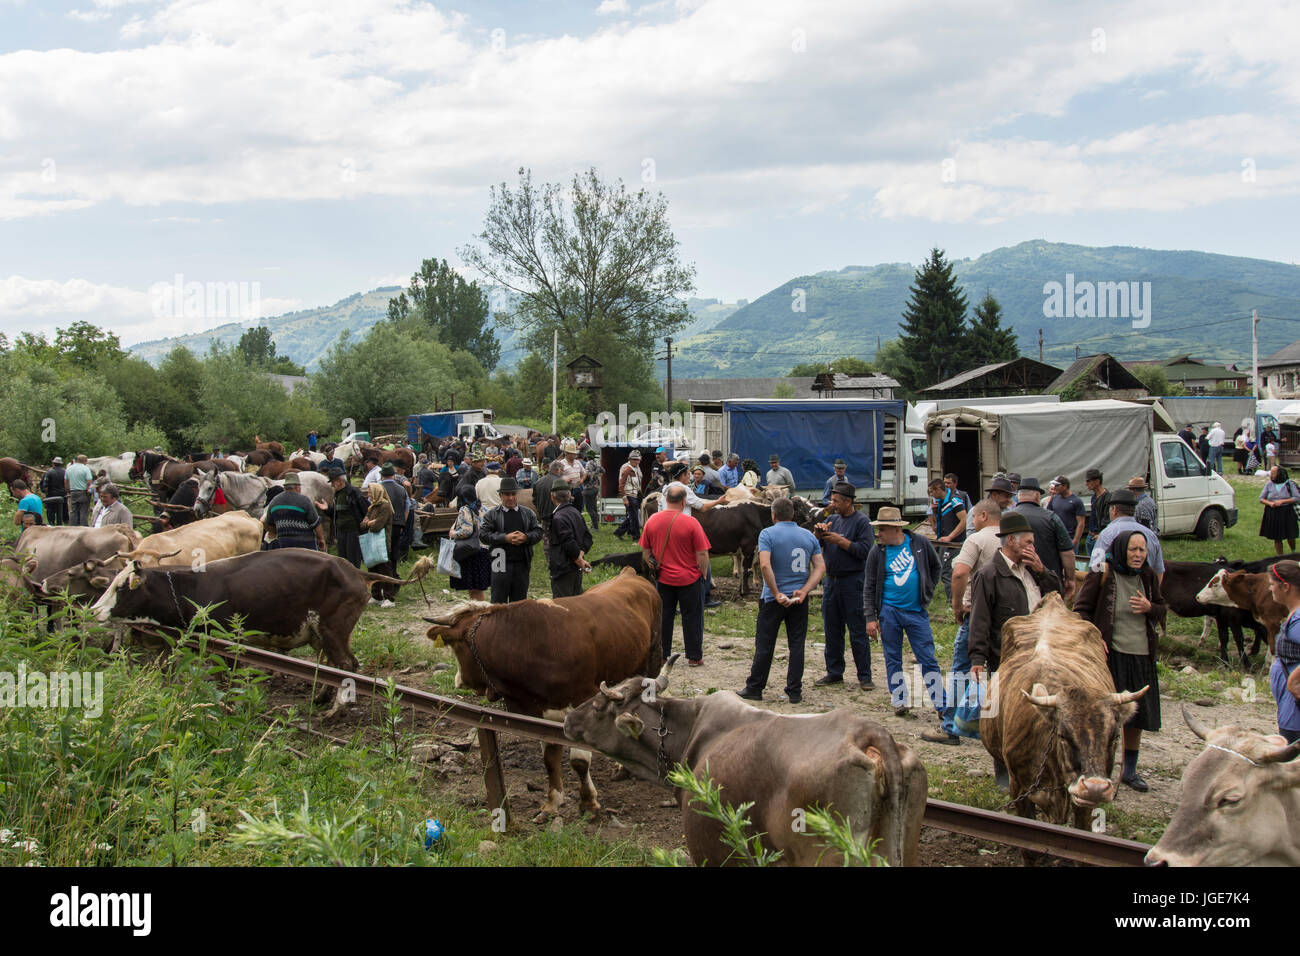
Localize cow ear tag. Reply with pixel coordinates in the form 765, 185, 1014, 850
432, 635, 445, 647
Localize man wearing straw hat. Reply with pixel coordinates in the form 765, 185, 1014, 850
863, 506, 944, 719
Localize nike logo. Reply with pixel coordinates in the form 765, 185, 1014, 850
893, 571, 910, 586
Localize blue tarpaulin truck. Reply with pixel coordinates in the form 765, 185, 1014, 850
407, 409, 501, 454
719, 399, 928, 514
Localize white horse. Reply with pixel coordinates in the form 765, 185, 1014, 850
86, 452, 135, 483
195, 470, 332, 518
291, 448, 327, 466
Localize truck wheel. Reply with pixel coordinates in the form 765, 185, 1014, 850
1196, 509, 1226, 541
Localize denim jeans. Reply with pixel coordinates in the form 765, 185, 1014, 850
745, 598, 808, 697
880, 604, 945, 713
1209, 445, 1224, 473
822, 573, 872, 682
940, 617, 976, 736
616, 495, 640, 538
659, 578, 704, 661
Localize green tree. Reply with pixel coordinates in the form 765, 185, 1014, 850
896, 248, 970, 392
55, 321, 124, 369
771, 382, 796, 398
189, 346, 325, 449
787, 356, 873, 377
387, 259, 500, 371
966, 292, 1019, 365
460, 166, 696, 357
157, 347, 204, 449
1129, 363, 1185, 397
311, 324, 488, 430
234, 326, 306, 374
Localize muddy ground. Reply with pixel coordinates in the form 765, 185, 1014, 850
256, 570, 1279, 866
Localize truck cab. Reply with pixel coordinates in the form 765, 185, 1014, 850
1152, 433, 1237, 538
459, 422, 502, 441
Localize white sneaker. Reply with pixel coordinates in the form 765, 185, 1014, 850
380, 599, 395, 608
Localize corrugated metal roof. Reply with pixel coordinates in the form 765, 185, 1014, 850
672, 377, 819, 401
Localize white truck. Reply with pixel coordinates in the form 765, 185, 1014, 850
925, 399, 1238, 539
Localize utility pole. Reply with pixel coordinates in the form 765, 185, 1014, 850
664, 336, 674, 409
1253, 308, 1260, 400
1075, 345, 1080, 361
551, 329, 558, 434
1038, 328, 1043, 363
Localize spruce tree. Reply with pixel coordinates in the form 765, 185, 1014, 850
968, 291, 1019, 364
896, 248, 970, 391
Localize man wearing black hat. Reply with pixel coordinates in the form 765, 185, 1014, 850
821, 459, 849, 506
328, 469, 369, 567
482, 476, 543, 603
1012, 477, 1076, 597
1088, 488, 1165, 578
812, 481, 875, 690
765, 454, 795, 491
984, 476, 1015, 512
379, 462, 410, 564
968, 512, 1065, 742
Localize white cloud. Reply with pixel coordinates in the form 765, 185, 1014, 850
0, 0, 1298, 232
0, 275, 300, 345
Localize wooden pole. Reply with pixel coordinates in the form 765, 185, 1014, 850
477, 728, 510, 829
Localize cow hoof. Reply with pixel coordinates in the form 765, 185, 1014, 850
579, 801, 602, 817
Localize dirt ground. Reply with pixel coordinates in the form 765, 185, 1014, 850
257, 568, 1281, 866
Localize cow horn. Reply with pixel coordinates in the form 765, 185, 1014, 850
599, 681, 626, 702
1182, 705, 1212, 741
1111, 685, 1150, 706
1022, 689, 1058, 708
1259, 740, 1300, 764
655, 652, 681, 692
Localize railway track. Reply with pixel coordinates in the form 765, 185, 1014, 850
136, 626, 1153, 867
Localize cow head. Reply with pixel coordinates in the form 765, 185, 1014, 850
29, 552, 124, 599
564, 655, 685, 784
423, 601, 503, 697
1022, 681, 1148, 809
1196, 568, 1237, 607
1148, 707, 1300, 866
89, 558, 149, 622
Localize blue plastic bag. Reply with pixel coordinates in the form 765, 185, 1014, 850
360, 529, 388, 569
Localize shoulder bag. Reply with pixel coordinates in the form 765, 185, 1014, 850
644, 512, 680, 583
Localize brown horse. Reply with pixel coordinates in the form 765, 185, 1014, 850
0, 458, 32, 496
357, 444, 414, 474
259, 460, 299, 480
253, 435, 285, 461
132, 451, 238, 497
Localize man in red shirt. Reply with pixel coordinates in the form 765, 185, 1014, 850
640, 484, 712, 666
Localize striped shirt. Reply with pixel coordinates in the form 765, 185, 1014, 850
266, 491, 321, 539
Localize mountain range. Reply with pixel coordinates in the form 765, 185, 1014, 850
128, 241, 1300, 379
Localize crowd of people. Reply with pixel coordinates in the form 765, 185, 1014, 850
17, 418, 1300, 788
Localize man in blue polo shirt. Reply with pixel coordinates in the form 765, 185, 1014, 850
10, 480, 44, 528
937, 472, 970, 601
812, 481, 875, 690
718, 453, 742, 489
739, 497, 825, 704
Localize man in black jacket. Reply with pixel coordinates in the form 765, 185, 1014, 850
813, 482, 876, 690
547, 485, 592, 597
1011, 477, 1076, 599
481, 477, 543, 603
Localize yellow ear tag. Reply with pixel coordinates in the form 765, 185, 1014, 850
432, 636, 445, 647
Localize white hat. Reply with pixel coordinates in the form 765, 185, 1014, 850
560, 438, 579, 454
521, 458, 533, 466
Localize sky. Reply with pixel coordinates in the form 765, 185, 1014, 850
2, 0, 1299, 347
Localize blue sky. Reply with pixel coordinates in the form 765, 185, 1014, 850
2, 0, 1298, 347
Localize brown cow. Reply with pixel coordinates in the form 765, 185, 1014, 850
1197, 569, 1285, 656
1147, 707, 1300, 866
423, 567, 662, 820
565, 656, 927, 866
91, 551, 433, 706
15, 524, 144, 600
981, 592, 1147, 833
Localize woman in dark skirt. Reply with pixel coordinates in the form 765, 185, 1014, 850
1074, 529, 1165, 792
1259, 465, 1299, 555
448, 496, 491, 600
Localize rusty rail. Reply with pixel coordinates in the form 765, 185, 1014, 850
125, 626, 1154, 864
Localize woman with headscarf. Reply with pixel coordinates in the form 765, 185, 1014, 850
360, 481, 396, 606
1266, 560, 1300, 744
448, 483, 491, 601
1073, 529, 1166, 792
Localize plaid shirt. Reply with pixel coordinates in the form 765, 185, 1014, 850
1278, 608, 1300, 664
